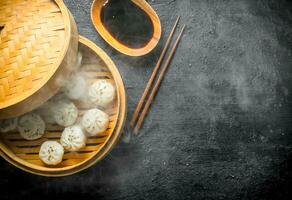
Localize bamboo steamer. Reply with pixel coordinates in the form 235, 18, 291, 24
0, 36, 127, 176
0, 0, 79, 119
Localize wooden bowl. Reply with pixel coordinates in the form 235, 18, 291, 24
0, 0, 79, 119
91, 0, 161, 56
0, 36, 127, 177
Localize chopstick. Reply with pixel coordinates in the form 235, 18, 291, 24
130, 16, 181, 127
132, 23, 186, 135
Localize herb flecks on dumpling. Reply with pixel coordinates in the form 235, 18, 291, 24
81, 108, 109, 136
88, 80, 115, 107
39, 141, 64, 165
0, 118, 18, 133
18, 113, 45, 140
54, 100, 78, 127
61, 125, 86, 151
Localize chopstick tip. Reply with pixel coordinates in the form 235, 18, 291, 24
133, 127, 139, 135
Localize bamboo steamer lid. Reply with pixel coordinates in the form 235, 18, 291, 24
0, 0, 78, 119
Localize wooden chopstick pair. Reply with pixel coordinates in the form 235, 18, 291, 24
130, 16, 186, 134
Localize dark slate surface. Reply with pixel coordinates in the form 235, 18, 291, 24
1, 0, 292, 199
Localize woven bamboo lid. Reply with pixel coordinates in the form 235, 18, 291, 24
0, 0, 78, 119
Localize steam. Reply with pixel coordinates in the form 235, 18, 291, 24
55, 51, 83, 89
36, 49, 116, 125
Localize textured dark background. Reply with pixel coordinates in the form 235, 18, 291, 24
1, 0, 292, 199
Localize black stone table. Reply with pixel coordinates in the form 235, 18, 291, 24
1, 0, 292, 199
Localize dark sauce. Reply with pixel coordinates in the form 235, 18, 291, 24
101, 0, 154, 48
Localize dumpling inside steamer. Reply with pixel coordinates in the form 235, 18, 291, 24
36, 93, 68, 124
63, 73, 87, 100
39, 141, 64, 165
60, 125, 86, 151
36, 101, 56, 124
81, 108, 109, 136
88, 80, 115, 107
54, 100, 78, 127
0, 118, 18, 133
9, 50, 118, 166
18, 113, 45, 140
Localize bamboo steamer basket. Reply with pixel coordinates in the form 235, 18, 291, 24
0, 0, 79, 119
0, 36, 127, 176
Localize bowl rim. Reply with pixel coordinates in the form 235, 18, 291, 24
90, 0, 161, 57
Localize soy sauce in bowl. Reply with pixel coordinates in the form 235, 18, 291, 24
101, 0, 154, 49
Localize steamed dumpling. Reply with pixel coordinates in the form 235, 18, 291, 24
54, 100, 78, 127
36, 93, 68, 124
81, 108, 109, 136
0, 118, 18, 133
60, 125, 86, 151
88, 80, 115, 107
36, 101, 56, 124
39, 141, 64, 165
18, 113, 45, 140
63, 73, 87, 100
